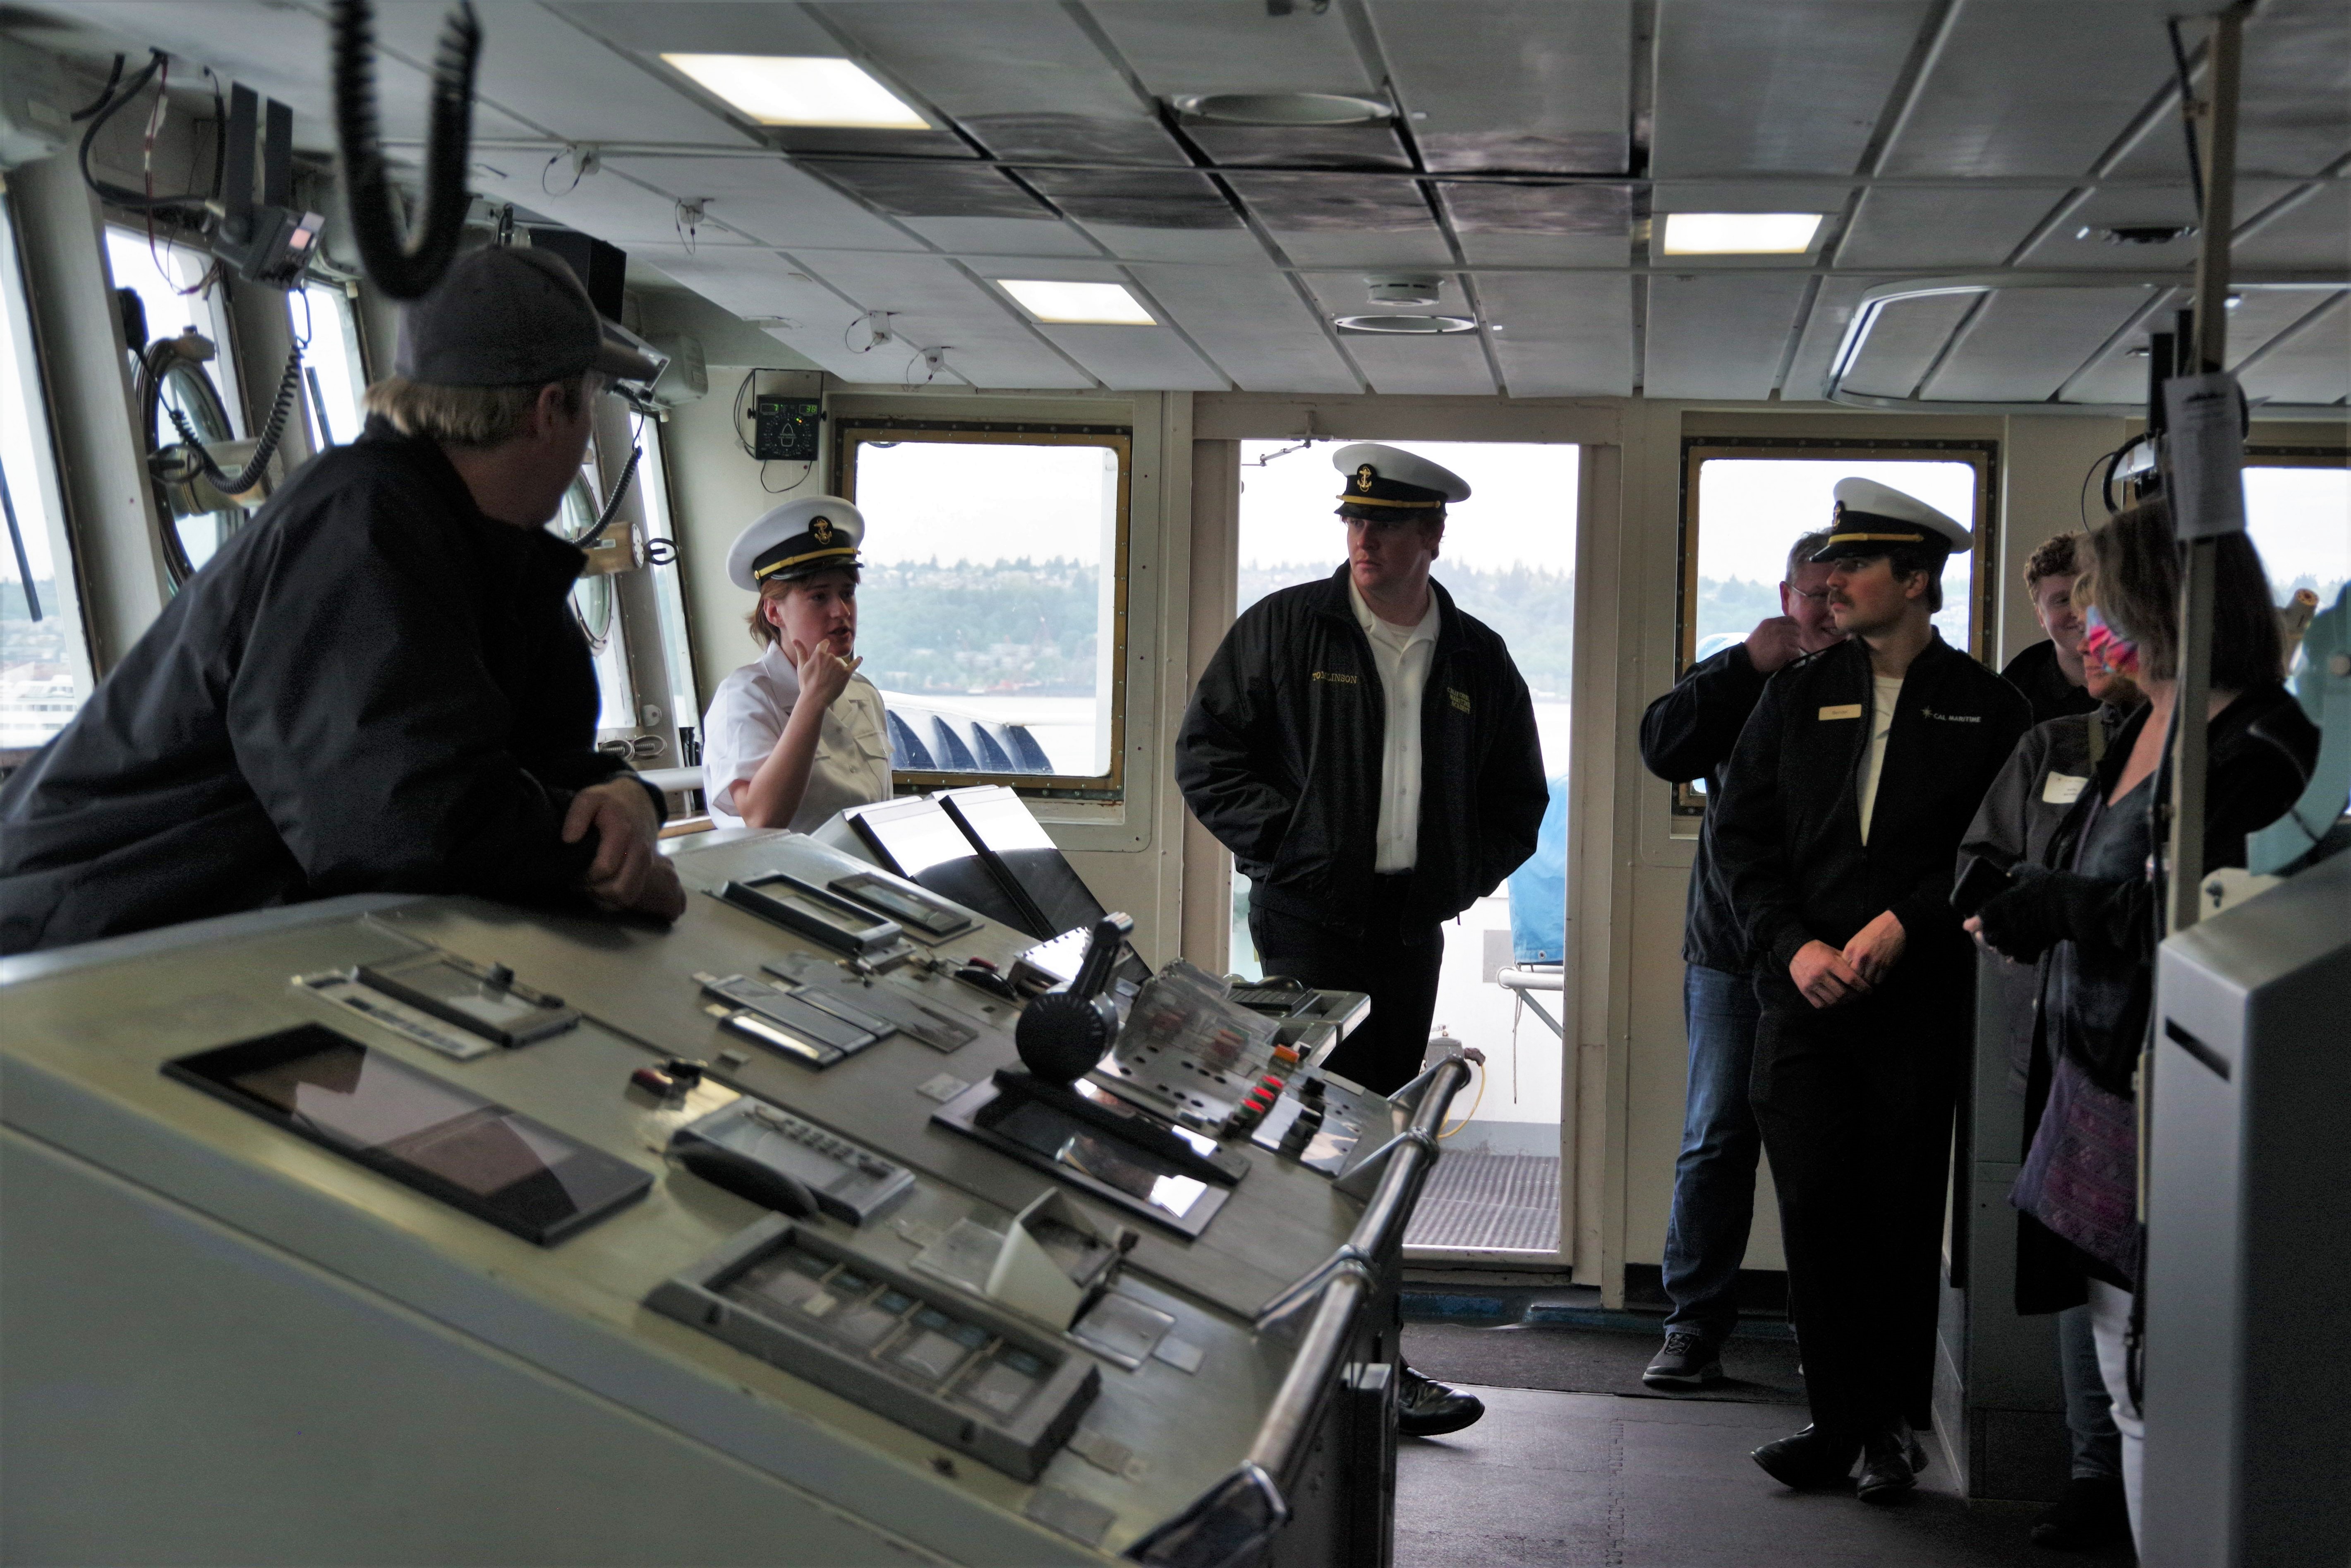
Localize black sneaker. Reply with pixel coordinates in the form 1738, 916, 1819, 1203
2031, 1476, 2131, 1550
1643, 1330, 1724, 1388
1751, 1424, 1859, 1489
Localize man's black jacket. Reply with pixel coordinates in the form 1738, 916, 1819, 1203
0, 420, 657, 954
1639, 643, 1769, 972
2000, 638, 2099, 729
1711, 632, 2030, 990
1176, 567, 1548, 933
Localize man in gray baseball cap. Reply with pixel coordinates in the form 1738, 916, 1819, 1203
0, 242, 683, 953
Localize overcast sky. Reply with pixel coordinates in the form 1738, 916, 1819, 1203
852, 439, 1116, 566
1238, 439, 1579, 575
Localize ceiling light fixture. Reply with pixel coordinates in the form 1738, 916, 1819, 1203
995, 279, 1157, 325
1171, 91, 1393, 126
1333, 314, 1477, 335
1658, 212, 1824, 256
660, 55, 929, 129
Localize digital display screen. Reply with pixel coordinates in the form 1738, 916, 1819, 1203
830, 872, 970, 939
853, 799, 984, 881
165, 1024, 649, 1244
378, 963, 554, 1036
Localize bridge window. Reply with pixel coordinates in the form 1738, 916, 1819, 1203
291, 278, 367, 448
0, 197, 93, 761
1675, 440, 1996, 820
836, 420, 1130, 803
2243, 451, 2349, 616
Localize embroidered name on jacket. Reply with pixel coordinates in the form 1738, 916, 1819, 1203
1311, 670, 1360, 684
1922, 707, 1981, 722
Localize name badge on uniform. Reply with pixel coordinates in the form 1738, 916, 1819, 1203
2042, 772, 2089, 805
1817, 703, 1863, 721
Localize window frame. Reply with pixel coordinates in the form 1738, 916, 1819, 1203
832, 416, 1133, 803
1673, 436, 2000, 818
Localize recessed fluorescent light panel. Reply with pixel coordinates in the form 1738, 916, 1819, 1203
1659, 212, 1824, 255
660, 55, 928, 129
996, 280, 1157, 326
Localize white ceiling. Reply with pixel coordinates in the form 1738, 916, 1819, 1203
24, 0, 2351, 408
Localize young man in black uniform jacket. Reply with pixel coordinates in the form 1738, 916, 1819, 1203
1709, 479, 2030, 1502
0, 247, 684, 953
1177, 443, 1547, 1440
1634, 530, 1840, 1389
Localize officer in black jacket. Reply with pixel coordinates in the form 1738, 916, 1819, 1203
1177, 443, 1547, 1439
1711, 479, 2030, 1502
0, 247, 684, 953
1635, 528, 1840, 1391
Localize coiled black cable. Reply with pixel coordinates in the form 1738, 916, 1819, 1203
77, 50, 210, 220
572, 445, 642, 549
331, 0, 481, 300
161, 344, 304, 499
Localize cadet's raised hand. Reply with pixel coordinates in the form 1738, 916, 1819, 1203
1745, 615, 1806, 673
1790, 939, 1869, 1009
788, 636, 862, 711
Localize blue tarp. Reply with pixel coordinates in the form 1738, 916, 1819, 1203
1506, 776, 1568, 964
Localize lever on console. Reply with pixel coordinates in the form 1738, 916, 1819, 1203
1014, 913, 1135, 1083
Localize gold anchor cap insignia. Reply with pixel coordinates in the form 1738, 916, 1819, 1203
1355, 465, 1375, 491
811, 516, 834, 544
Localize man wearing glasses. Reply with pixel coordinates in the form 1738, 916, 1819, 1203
1636, 530, 1841, 1389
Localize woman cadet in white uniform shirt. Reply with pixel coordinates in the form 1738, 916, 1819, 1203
700, 497, 893, 832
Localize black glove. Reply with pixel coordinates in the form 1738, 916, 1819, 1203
1974, 863, 2064, 962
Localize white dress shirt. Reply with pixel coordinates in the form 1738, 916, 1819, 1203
700, 641, 892, 832
1858, 673, 1904, 844
1350, 578, 1440, 873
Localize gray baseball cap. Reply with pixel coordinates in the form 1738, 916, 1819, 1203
394, 245, 657, 387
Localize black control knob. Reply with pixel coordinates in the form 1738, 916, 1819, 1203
1016, 992, 1119, 1084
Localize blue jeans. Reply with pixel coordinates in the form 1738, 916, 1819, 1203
2059, 1302, 2122, 1480
1662, 963, 1763, 1343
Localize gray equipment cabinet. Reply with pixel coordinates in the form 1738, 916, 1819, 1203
2140, 851, 2351, 1568
0, 829, 1467, 1568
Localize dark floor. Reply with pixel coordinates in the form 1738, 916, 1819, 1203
1404, 1318, 1807, 1405
1395, 1383, 2127, 1568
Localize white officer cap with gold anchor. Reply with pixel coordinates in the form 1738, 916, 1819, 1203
1810, 477, 1971, 562
1330, 442, 1472, 522
725, 496, 865, 591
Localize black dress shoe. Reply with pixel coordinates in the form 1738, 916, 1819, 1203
1855, 1422, 1926, 1505
1396, 1364, 1484, 1437
1750, 1425, 1858, 1489
2031, 1475, 2131, 1550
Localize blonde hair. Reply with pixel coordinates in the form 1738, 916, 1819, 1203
362, 373, 590, 448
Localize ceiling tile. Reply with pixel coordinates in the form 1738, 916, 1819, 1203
803, 160, 1051, 219
1836, 187, 2061, 269
2234, 183, 2351, 271
2226, 289, 2351, 373
1876, 0, 2182, 177
1032, 325, 1228, 392
1644, 273, 1810, 398
1087, 2, 1376, 96
600, 155, 925, 252
895, 217, 1099, 257
1124, 264, 1360, 392
1652, 0, 1933, 177
2104, 0, 2351, 180
1060, 225, 1273, 266
1438, 182, 1630, 268
1337, 332, 1497, 396
1781, 277, 1872, 403
1834, 291, 1975, 399
2010, 185, 2202, 270
1019, 169, 1245, 232
790, 253, 1095, 388
1225, 174, 1453, 267
1921, 287, 2156, 402
1178, 123, 1414, 171
1474, 274, 1635, 396
2238, 294, 2350, 406
810, 2, 1190, 165
362, 0, 758, 146
1370, 0, 1629, 174
633, 245, 870, 372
